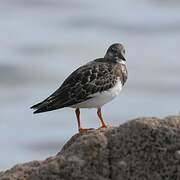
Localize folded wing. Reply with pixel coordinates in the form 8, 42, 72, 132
31, 60, 116, 113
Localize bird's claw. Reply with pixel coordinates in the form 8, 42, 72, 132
79, 128, 94, 134
98, 124, 112, 129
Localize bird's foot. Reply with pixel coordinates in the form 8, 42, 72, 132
98, 125, 107, 129
79, 128, 94, 134
98, 124, 112, 129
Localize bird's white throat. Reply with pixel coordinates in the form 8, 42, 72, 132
119, 61, 126, 65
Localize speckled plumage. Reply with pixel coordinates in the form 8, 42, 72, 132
31, 60, 127, 112
31, 43, 128, 132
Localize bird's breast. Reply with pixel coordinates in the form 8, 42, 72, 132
71, 79, 122, 109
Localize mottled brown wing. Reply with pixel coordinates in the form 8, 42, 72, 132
31, 60, 117, 113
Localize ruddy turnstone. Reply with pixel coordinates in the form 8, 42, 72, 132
31, 43, 128, 133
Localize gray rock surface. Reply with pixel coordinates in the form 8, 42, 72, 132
1, 115, 180, 180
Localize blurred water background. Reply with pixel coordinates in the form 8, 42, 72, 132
0, 0, 180, 170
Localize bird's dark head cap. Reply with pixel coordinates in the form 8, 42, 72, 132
105, 43, 126, 63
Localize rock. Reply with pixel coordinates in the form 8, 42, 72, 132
1, 115, 180, 180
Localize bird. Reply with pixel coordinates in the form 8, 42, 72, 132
31, 43, 128, 133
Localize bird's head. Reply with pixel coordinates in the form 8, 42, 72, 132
104, 43, 126, 64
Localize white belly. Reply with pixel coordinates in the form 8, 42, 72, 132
71, 79, 122, 109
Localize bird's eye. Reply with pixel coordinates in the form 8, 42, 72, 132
111, 48, 116, 53
123, 49, 125, 54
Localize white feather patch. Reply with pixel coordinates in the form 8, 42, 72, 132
71, 78, 122, 109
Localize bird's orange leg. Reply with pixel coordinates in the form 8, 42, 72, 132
75, 108, 94, 133
97, 108, 107, 128
75, 108, 81, 130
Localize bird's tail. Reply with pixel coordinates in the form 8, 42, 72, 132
30, 99, 62, 114
30, 101, 48, 114
32, 106, 49, 114
30, 102, 43, 110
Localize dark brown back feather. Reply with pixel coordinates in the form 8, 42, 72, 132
31, 58, 127, 113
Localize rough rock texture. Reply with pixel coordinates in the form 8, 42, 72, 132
1, 115, 180, 180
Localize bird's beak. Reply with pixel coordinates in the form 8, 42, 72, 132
119, 53, 126, 61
